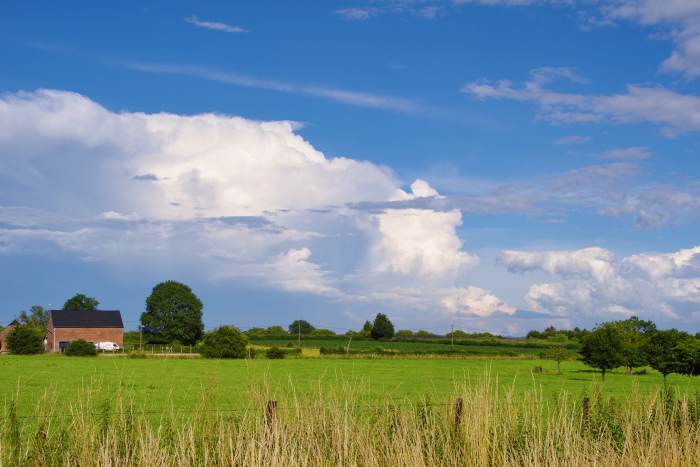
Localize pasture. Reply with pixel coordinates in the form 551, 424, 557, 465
2, 354, 700, 417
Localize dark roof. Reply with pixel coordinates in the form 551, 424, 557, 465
50, 310, 123, 328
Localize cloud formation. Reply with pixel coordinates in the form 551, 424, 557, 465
501, 245, 700, 321
185, 16, 249, 33
0, 89, 481, 321
463, 67, 700, 134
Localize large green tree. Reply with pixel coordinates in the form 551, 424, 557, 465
580, 323, 625, 381
371, 313, 395, 340
288, 320, 314, 336
63, 294, 99, 311
643, 329, 692, 382
612, 316, 655, 374
140, 281, 204, 345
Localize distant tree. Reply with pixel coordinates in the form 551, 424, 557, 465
414, 330, 435, 338
311, 328, 336, 337
200, 326, 248, 359
65, 339, 97, 356
395, 329, 414, 339
7, 325, 44, 354
360, 321, 373, 337
612, 316, 655, 374
288, 320, 315, 336
63, 294, 99, 311
545, 344, 572, 374
580, 323, 625, 381
141, 281, 204, 345
643, 329, 691, 382
371, 313, 394, 340
18, 305, 49, 330
447, 329, 469, 339
265, 325, 289, 337
245, 327, 267, 337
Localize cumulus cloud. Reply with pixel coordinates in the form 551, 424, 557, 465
463, 67, 700, 134
501, 245, 700, 321
0, 89, 481, 318
441, 286, 515, 317
371, 208, 478, 278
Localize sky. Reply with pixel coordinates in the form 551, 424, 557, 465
1, 0, 700, 335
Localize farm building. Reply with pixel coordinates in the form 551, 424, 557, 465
0, 320, 19, 353
46, 310, 124, 352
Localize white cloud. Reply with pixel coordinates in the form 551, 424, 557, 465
0, 89, 482, 318
603, 0, 700, 79
185, 16, 249, 33
502, 245, 700, 320
371, 207, 478, 278
441, 286, 515, 317
463, 67, 700, 134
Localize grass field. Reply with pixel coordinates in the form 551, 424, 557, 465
4, 354, 700, 465
3, 354, 700, 417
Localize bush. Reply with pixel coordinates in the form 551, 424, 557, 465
7, 325, 44, 354
266, 346, 286, 359
311, 328, 336, 337
395, 329, 414, 339
201, 326, 248, 359
65, 339, 97, 356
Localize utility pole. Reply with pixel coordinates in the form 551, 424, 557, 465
139, 324, 143, 351
451, 324, 454, 348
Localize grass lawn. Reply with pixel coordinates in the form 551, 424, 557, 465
2, 354, 699, 416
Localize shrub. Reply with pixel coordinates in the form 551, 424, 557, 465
311, 328, 336, 337
201, 326, 248, 359
65, 339, 97, 356
7, 325, 44, 354
395, 329, 414, 339
266, 346, 286, 359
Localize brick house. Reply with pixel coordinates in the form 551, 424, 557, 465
46, 310, 124, 352
0, 320, 19, 353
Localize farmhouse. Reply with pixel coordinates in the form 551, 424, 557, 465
0, 320, 19, 353
46, 310, 124, 352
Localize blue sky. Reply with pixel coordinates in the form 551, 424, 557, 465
2, 0, 700, 335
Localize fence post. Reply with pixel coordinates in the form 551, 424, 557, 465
266, 400, 277, 430
582, 396, 590, 431
454, 397, 463, 430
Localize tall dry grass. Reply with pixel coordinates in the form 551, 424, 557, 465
2, 376, 700, 466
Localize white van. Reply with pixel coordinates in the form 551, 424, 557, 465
95, 341, 121, 352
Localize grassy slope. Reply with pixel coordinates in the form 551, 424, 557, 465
2, 355, 700, 416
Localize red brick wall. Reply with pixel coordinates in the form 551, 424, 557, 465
47, 327, 123, 352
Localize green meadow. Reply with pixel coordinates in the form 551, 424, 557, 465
3, 354, 700, 417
